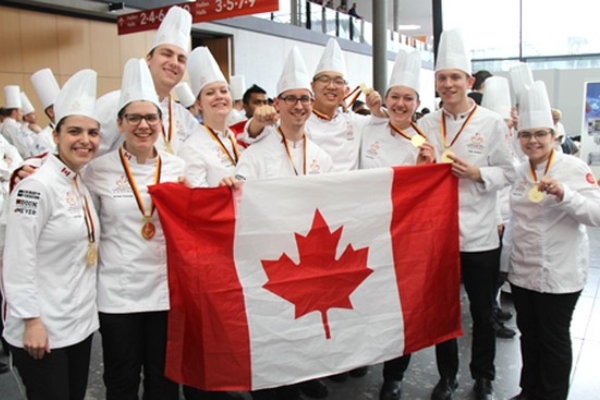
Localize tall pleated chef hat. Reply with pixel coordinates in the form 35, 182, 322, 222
509, 63, 534, 106
31, 68, 60, 110
174, 82, 196, 108
229, 75, 246, 101
518, 81, 554, 132
435, 28, 471, 75
20, 92, 35, 115
481, 76, 512, 120
4, 85, 21, 109
388, 49, 421, 94
277, 46, 313, 96
314, 38, 347, 79
118, 58, 160, 113
54, 69, 98, 125
188, 46, 227, 98
149, 6, 192, 54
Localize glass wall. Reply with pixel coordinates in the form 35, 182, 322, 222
443, 0, 600, 68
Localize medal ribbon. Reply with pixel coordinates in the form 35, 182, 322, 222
72, 177, 95, 245
277, 127, 307, 176
119, 148, 162, 221
160, 96, 173, 146
529, 149, 555, 183
205, 125, 239, 165
343, 85, 362, 110
441, 105, 478, 148
389, 121, 428, 141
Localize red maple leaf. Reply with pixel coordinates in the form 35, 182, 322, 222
261, 209, 372, 339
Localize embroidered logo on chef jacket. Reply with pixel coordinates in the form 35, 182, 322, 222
112, 175, 133, 197
512, 177, 529, 197
308, 159, 321, 174
65, 190, 81, 215
14, 189, 40, 216
365, 141, 381, 159
346, 121, 355, 141
308, 159, 322, 174
215, 147, 234, 167
467, 132, 485, 155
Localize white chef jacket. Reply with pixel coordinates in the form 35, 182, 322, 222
418, 103, 516, 252
502, 152, 600, 293
235, 125, 333, 180
1, 117, 35, 158
359, 116, 420, 169
3, 155, 100, 349
306, 109, 369, 172
84, 147, 185, 313
178, 124, 239, 187
0, 135, 24, 217
96, 92, 200, 157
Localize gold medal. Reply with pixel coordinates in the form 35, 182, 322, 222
86, 241, 98, 267
528, 186, 544, 203
411, 135, 426, 148
142, 220, 156, 240
163, 141, 174, 154
441, 148, 455, 163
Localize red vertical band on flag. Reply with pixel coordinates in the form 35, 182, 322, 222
149, 183, 251, 390
390, 164, 463, 354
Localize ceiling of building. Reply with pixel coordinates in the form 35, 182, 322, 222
10, 0, 434, 42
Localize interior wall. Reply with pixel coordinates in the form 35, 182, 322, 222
0, 5, 154, 126
0, 5, 437, 128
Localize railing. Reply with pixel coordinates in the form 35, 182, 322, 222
254, 1, 433, 63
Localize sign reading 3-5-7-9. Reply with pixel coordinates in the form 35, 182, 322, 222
117, 0, 280, 35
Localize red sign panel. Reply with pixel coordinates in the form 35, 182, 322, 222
117, 0, 280, 36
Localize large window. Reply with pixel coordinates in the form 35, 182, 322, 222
443, 0, 600, 61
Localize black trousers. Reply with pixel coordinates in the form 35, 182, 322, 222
511, 284, 580, 400
9, 334, 93, 400
436, 249, 498, 381
99, 311, 179, 400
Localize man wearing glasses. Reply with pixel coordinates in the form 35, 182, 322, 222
307, 38, 385, 173
235, 47, 332, 182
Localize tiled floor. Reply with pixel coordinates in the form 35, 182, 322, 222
2, 228, 600, 400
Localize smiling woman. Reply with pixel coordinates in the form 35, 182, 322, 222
177, 46, 242, 188
83, 58, 186, 400
2, 69, 101, 400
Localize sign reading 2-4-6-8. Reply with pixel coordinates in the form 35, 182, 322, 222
117, 0, 279, 35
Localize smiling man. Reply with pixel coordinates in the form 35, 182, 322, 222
418, 28, 516, 400
96, 6, 199, 157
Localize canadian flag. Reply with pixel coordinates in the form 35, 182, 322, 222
149, 163, 462, 391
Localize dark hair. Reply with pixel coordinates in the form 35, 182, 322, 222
472, 70, 492, 91
243, 84, 267, 105
351, 100, 365, 112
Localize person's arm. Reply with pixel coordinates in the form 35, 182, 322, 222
544, 162, 600, 226
3, 178, 52, 359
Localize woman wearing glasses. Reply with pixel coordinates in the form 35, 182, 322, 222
178, 46, 241, 187
502, 81, 600, 400
3, 69, 100, 400
84, 59, 185, 400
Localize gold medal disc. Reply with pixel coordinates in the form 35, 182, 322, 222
441, 148, 455, 163
163, 141, 174, 154
411, 135, 426, 148
528, 186, 544, 203
142, 221, 156, 240
86, 241, 98, 267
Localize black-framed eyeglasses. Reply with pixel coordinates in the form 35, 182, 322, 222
518, 131, 552, 140
123, 113, 161, 125
313, 75, 346, 86
278, 95, 313, 106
